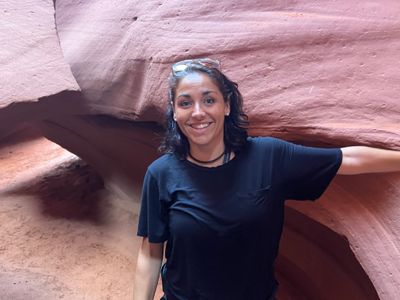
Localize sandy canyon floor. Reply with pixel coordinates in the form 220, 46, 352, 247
0, 130, 165, 300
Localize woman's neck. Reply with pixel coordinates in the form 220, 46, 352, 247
187, 141, 232, 167
189, 141, 225, 162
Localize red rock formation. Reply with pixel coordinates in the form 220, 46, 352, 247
0, 131, 138, 299
1, 0, 400, 298
0, 1, 81, 140
54, 0, 400, 147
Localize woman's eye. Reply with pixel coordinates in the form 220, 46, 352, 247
204, 98, 215, 105
178, 100, 191, 107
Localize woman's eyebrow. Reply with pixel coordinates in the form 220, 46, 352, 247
176, 90, 217, 98
176, 93, 191, 98
202, 90, 216, 95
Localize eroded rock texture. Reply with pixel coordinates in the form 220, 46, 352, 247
1, 0, 400, 299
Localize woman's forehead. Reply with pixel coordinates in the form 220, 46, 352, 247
176, 72, 220, 93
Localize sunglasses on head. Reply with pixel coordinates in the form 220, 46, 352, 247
171, 58, 221, 75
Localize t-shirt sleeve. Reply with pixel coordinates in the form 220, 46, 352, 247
273, 139, 342, 201
137, 169, 169, 243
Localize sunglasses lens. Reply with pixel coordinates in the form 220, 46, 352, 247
173, 64, 188, 73
172, 58, 220, 75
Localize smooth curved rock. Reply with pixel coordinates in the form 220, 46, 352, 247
278, 205, 380, 299
55, 0, 400, 148
37, 116, 161, 198
287, 173, 400, 299
2, 0, 400, 298
0, 0, 80, 139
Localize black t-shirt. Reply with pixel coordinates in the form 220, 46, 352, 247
137, 137, 342, 300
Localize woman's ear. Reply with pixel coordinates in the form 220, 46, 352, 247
225, 102, 230, 116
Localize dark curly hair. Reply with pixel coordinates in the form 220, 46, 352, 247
159, 61, 249, 158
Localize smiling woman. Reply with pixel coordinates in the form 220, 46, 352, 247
161, 58, 249, 167
173, 72, 230, 165
132, 58, 400, 300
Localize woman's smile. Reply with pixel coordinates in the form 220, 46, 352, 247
187, 122, 214, 134
189, 122, 212, 129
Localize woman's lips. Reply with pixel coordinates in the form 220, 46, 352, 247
187, 122, 213, 134
189, 122, 211, 129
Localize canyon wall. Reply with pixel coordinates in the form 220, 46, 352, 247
1, 0, 400, 298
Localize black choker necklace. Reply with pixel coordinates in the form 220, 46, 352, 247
188, 150, 226, 164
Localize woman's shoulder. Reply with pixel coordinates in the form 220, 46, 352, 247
247, 136, 287, 146
147, 152, 181, 175
242, 136, 295, 157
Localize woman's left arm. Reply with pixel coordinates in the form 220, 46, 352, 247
338, 146, 400, 175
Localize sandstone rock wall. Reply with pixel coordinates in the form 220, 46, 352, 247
0, 1, 81, 140
2, 0, 400, 298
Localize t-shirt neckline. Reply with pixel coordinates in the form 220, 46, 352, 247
182, 151, 240, 171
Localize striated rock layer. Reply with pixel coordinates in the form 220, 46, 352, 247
1, 0, 400, 298
55, 0, 400, 147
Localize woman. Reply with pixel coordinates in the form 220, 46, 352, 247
133, 58, 400, 300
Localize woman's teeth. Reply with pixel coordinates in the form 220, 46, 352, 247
191, 123, 210, 129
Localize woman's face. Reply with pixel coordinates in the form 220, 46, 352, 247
173, 72, 230, 153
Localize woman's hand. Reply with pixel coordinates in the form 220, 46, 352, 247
338, 146, 400, 175
133, 237, 164, 300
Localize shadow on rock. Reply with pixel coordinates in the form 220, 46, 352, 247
7, 159, 106, 224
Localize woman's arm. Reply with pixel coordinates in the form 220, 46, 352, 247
133, 237, 164, 300
338, 146, 400, 175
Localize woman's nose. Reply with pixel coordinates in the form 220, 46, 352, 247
192, 102, 205, 118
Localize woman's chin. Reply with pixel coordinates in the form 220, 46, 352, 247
188, 137, 225, 152
189, 139, 211, 148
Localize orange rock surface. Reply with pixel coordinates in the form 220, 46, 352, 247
1, 0, 400, 299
